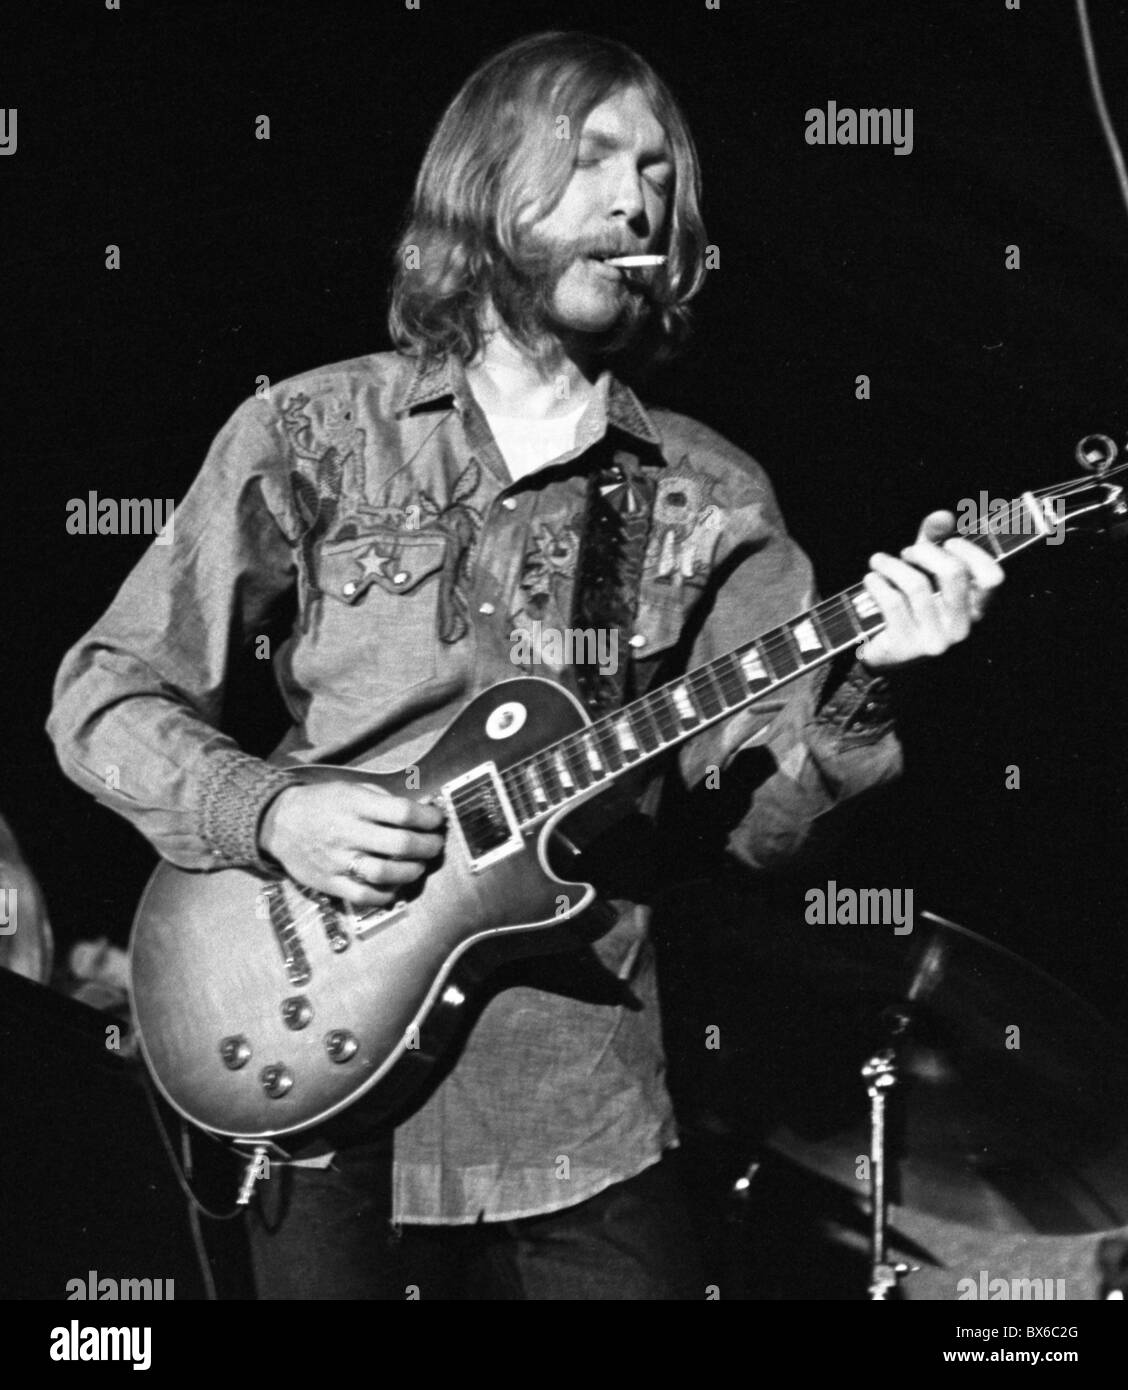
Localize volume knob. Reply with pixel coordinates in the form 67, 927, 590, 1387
325, 1029, 359, 1064
281, 996, 312, 1030
260, 1064, 294, 1099
219, 1035, 251, 1070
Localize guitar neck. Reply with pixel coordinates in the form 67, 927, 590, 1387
498, 492, 1075, 829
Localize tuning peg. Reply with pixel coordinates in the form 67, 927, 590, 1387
1075, 434, 1118, 474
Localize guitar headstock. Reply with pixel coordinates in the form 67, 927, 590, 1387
957, 435, 1128, 560
1063, 434, 1128, 541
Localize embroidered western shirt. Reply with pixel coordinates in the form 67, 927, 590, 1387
47, 349, 901, 1223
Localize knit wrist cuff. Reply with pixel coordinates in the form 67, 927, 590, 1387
198, 749, 296, 872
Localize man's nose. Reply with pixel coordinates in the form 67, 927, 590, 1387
608, 161, 647, 224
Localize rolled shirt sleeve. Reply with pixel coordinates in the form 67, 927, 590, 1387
46, 397, 301, 872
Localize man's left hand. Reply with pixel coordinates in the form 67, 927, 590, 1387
856, 510, 1004, 671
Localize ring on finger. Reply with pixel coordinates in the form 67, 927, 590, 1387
345, 853, 369, 883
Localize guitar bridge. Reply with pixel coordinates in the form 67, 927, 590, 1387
260, 881, 312, 986
444, 762, 523, 872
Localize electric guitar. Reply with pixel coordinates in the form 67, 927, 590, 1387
130, 442, 1128, 1140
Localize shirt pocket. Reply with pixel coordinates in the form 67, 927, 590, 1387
313, 529, 449, 686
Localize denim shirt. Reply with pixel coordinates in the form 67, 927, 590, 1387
47, 349, 901, 1223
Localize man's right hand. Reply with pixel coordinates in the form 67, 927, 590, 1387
258, 782, 446, 909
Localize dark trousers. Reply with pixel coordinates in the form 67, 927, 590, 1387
249, 1141, 703, 1300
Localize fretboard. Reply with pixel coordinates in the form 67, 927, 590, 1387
499, 494, 1059, 828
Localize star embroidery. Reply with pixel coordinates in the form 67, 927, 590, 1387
354, 544, 394, 580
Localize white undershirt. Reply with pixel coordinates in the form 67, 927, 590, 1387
484, 403, 589, 481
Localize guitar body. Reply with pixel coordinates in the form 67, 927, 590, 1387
130, 677, 600, 1140
129, 455, 1128, 1141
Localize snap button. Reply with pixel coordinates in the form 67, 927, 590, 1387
478, 602, 496, 616
392, 572, 408, 585
501, 498, 517, 510
628, 634, 646, 649
342, 581, 358, 597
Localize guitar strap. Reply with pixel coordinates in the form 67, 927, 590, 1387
570, 440, 658, 717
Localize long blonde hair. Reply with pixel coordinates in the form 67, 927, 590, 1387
387, 31, 709, 376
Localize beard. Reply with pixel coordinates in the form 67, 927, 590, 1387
490, 227, 655, 363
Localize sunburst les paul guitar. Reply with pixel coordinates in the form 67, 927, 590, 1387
130, 442, 1128, 1140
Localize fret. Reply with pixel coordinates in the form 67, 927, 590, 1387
534, 754, 565, 804
691, 663, 727, 718
631, 697, 664, 753
767, 624, 802, 676
669, 682, 701, 726
715, 652, 748, 706
561, 736, 594, 790
648, 687, 682, 742
591, 720, 625, 776
526, 762, 549, 809
849, 586, 884, 633
552, 749, 575, 792
614, 715, 642, 761
579, 731, 606, 777
738, 641, 773, 692
816, 595, 862, 648
789, 616, 826, 661
504, 770, 533, 822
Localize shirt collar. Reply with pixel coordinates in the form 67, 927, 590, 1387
391, 352, 663, 452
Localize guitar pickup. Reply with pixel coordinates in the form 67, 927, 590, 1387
443, 763, 523, 872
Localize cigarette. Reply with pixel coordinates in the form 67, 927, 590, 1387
603, 255, 666, 267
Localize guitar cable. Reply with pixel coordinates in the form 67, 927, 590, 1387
1075, 0, 1128, 225
140, 1067, 243, 1301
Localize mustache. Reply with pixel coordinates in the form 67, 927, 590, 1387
513, 230, 644, 276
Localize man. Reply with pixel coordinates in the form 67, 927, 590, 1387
47, 31, 1002, 1299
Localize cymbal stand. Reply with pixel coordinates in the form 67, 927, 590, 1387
863, 1006, 915, 1300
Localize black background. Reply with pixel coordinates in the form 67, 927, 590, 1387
4, 0, 1128, 1036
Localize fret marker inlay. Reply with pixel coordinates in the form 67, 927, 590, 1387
671, 685, 697, 723
741, 648, 769, 684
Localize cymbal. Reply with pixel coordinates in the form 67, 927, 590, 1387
657, 887, 1128, 1235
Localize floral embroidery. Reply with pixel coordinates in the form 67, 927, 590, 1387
644, 461, 725, 588
509, 519, 582, 643
282, 394, 368, 624
399, 459, 484, 644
